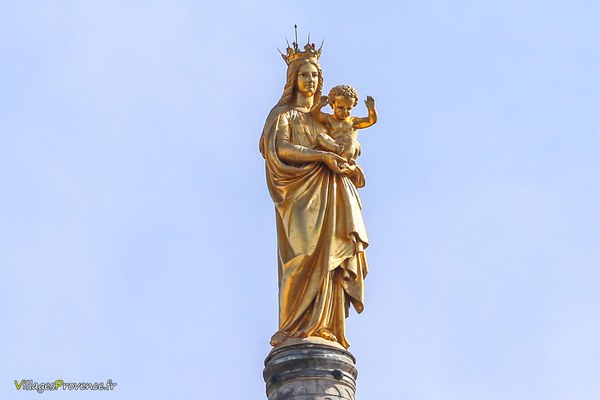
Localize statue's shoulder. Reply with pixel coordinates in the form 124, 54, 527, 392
266, 106, 321, 134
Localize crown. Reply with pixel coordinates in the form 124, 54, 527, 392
278, 26, 323, 65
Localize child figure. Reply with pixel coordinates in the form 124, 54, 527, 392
311, 84, 378, 188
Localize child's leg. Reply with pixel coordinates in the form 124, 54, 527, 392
316, 133, 344, 155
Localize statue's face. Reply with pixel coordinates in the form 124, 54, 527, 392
332, 96, 354, 121
296, 63, 319, 97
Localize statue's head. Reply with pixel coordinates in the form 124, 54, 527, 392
277, 40, 324, 107
327, 85, 359, 108
327, 85, 359, 121
276, 58, 323, 107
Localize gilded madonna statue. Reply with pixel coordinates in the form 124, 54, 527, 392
259, 41, 371, 349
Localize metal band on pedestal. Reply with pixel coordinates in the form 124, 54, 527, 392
264, 343, 358, 400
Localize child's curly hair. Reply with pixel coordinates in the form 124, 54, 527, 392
327, 85, 359, 108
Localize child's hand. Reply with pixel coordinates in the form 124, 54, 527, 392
365, 95, 375, 110
319, 95, 329, 108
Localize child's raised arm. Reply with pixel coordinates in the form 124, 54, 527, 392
311, 95, 331, 127
353, 96, 378, 129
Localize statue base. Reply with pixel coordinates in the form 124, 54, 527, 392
263, 339, 358, 400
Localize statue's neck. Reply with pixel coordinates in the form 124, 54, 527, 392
294, 92, 314, 110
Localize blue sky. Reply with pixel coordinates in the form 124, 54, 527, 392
1, 1, 599, 399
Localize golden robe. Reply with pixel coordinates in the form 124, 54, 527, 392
260, 106, 369, 349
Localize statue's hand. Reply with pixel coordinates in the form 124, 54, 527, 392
321, 152, 350, 175
364, 95, 375, 110
346, 158, 357, 171
333, 143, 345, 156
319, 95, 329, 108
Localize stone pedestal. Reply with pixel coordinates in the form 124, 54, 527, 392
263, 341, 358, 400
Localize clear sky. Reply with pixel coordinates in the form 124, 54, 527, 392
1, 1, 599, 399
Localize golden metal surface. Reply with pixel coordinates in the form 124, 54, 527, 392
260, 40, 377, 349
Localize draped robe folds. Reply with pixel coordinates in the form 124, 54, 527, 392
260, 105, 369, 349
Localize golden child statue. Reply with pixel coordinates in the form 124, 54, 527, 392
311, 85, 378, 188
259, 38, 373, 349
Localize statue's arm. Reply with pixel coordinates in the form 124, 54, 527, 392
275, 115, 347, 172
353, 96, 378, 129
275, 115, 326, 163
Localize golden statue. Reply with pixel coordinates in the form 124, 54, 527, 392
259, 37, 377, 349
